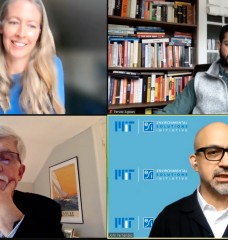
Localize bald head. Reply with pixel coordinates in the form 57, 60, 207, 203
194, 122, 228, 151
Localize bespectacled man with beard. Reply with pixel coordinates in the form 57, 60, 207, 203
149, 122, 228, 238
154, 25, 228, 114
0, 125, 64, 238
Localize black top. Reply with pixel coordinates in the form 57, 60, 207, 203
12, 190, 64, 238
149, 190, 228, 238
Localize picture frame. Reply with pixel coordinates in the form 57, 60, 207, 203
49, 156, 83, 223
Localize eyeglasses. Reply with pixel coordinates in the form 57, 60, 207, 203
0, 151, 21, 166
195, 147, 228, 161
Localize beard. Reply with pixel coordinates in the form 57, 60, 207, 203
0, 173, 9, 191
208, 168, 228, 195
219, 48, 228, 68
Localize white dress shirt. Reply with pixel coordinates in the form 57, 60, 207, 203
0, 215, 24, 238
197, 186, 228, 238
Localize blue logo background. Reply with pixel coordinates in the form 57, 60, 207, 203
143, 170, 154, 180
143, 121, 154, 132
143, 218, 154, 229
108, 116, 228, 237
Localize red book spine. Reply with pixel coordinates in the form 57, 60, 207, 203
108, 42, 112, 67
184, 76, 188, 87
169, 46, 173, 68
123, 41, 128, 68
178, 77, 181, 94
123, 79, 127, 104
176, 46, 179, 67
121, 0, 128, 17
144, 2, 148, 19
180, 76, 183, 92
130, 80, 134, 103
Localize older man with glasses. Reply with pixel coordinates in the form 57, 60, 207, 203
149, 122, 228, 238
0, 125, 64, 238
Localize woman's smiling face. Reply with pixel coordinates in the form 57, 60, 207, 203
0, 0, 41, 61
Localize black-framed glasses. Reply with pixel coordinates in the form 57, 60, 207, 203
0, 151, 21, 165
195, 147, 228, 161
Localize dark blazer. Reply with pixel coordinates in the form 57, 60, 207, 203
149, 190, 228, 238
12, 190, 64, 238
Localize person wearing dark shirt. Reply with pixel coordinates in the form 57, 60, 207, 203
155, 25, 228, 114
150, 122, 228, 237
0, 124, 64, 238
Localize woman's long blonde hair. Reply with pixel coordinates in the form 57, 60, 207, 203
0, 0, 65, 114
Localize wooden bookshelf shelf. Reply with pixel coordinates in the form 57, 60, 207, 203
108, 101, 174, 110
109, 67, 194, 71
108, 16, 197, 32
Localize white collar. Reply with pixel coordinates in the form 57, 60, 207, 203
197, 186, 228, 212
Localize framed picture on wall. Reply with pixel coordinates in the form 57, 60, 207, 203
49, 156, 84, 223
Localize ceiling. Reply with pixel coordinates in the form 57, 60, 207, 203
0, 116, 105, 183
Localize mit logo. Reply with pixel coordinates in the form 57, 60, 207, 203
115, 121, 135, 132
115, 169, 135, 180
115, 218, 135, 228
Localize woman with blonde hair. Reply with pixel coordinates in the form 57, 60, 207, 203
0, 0, 65, 114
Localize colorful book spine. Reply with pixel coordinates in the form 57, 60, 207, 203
126, 79, 131, 103
109, 78, 114, 105
123, 79, 127, 104
144, 1, 148, 19
141, 0, 145, 19
123, 41, 128, 67
130, 79, 134, 103
155, 77, 159, 102
142, 43, 146, 67
120, 79, 124, 104
112, 79, 117, 104
147, 77, 151, 102
160, 76, 163, 101
121, 0, 129, 17
151, 75, 156, 102
127, 41, 131, 67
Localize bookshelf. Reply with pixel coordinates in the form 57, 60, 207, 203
108, 0, 199, 114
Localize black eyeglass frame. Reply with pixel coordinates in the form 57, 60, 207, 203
0, 151, 21, 164
195, 147, 228, 161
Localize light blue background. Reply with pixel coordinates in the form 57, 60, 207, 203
107, 116, 228, 238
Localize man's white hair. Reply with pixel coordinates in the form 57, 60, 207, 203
0, 125, 26, 163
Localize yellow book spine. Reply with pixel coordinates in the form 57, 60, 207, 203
172, 78, 175, 100
160, 76, 163, 101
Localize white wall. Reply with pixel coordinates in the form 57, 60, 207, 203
198, 0, 208, 64
33, 127, 105, 238
16, 182, 34, 193
198, 0, 228, 64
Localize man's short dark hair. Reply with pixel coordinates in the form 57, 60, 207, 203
219, 25, 228, 43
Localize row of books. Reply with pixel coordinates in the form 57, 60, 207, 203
108, 72, 193, 105
108, 0, 195, 24
108, 38, 194, 68
108, 25, 167, 38
108, 25, 193, 39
